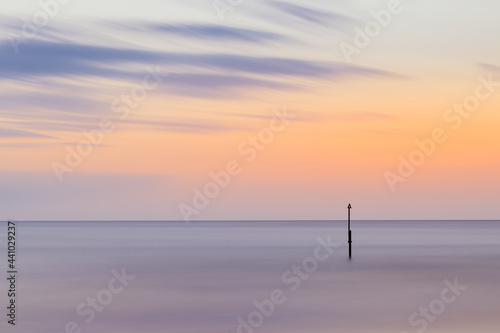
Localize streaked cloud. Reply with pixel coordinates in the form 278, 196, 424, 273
0, 38, 402, 105
0, 92, 105, 114
478, 63, 500, 73
268, 1, 352, 26
146, 23, 289, 43
160, 73, 296, 98
0, 127, 54, 138
0, 40, 396, 80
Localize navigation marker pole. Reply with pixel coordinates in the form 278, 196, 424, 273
348, 203, 352, 259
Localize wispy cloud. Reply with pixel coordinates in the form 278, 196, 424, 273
0, 39, 401, 99
268, 1, 352, 26
0, 41, 161, 79
0, 18, 405, 144
121, 117, 245, 134
228, 110, 396, 123
0, 40, 377, 80
325, 111, 397, 122
146, 23, 289, 43
160, 73, 297, 98
0, 92, 105, 114
478, 63, 500, 73
0, 127, 54, 139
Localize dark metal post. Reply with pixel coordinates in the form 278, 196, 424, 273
348, 203, 352, 259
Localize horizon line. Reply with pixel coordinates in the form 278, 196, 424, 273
3, 219, 499, 223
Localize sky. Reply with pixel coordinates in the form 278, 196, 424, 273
0, 0, 499, 221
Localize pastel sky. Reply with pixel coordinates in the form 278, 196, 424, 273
1, 0, 499, 220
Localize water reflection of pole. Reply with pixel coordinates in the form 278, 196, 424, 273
348, 203, 352, 259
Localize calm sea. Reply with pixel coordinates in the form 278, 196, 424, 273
1, 220, 499, 333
